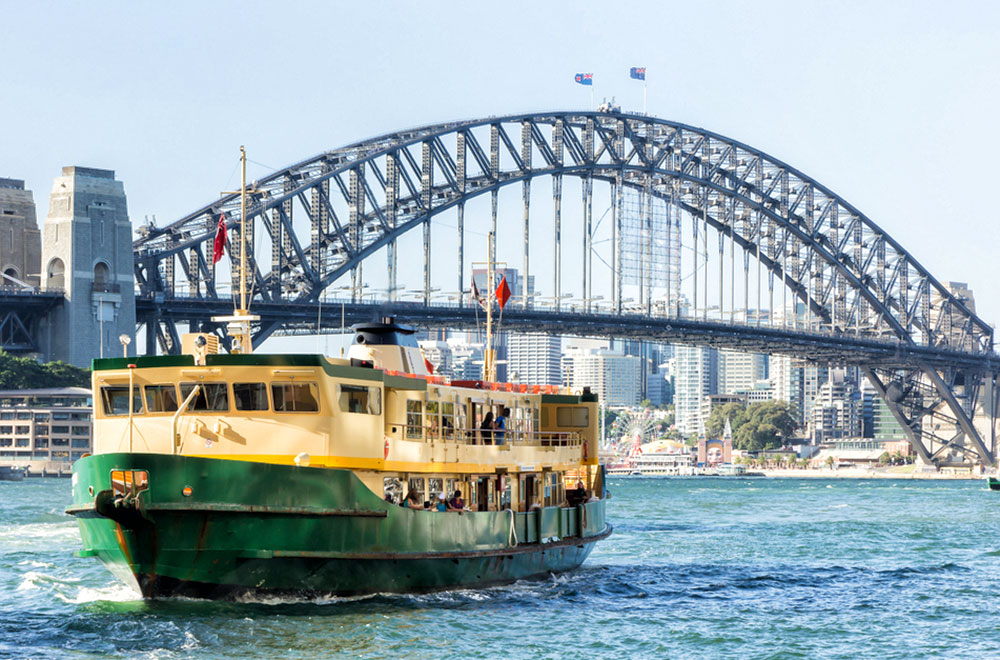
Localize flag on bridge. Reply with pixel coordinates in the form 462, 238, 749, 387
212, 213, 227, 265
574, 73, 593, 86
495, 274, 511, 310
629, 66, 646, 80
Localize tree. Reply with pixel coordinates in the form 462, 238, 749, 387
705, 402, 747, 439
639, 398, 651, 409
730, 401, 799, 451
878, 452, 891, 466
0, 352, 89, 389
825, 455, 835, 469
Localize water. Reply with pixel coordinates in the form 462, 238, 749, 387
3, 477, 999, 659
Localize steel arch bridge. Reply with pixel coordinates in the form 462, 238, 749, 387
133, 110, 999, 468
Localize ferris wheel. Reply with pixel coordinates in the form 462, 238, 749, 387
609, 409, 660, 460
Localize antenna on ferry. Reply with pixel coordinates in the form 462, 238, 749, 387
485, 232, 496, 382
213, 146, 261, 354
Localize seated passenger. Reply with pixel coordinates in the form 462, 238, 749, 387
435, 492, 448, 512
447, 490, 465, 512
566, 480, 587, 507
405, 491, 422, 509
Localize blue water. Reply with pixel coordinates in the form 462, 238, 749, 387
2, 476, 999, 659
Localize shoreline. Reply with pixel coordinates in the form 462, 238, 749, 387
759, 467, 983, 480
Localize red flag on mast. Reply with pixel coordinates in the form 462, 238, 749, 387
495, 275, 511, 310
212, 213, 227, 265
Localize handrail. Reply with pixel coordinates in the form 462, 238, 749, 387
392, 423, 583, 447
171, 385, 200, 455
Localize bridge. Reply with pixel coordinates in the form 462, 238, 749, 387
130, 111, 998, 468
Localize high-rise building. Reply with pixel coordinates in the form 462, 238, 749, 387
507, 333, 561, 385
0, 178, 41, 287
719, 349, 768, 395
809, 369, 861, 443
448, 339, 484, 381
561, 347, 642, 407
673, 344, 718, 436
41, 167, 136, 366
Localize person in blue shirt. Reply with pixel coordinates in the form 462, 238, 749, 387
494, 407, 510, 445
435, 492, 448, 511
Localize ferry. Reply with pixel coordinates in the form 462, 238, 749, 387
66, 148, 610, 599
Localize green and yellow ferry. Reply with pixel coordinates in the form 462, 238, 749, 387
67, 318, 609, 598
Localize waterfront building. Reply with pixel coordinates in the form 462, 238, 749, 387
507, 333, 561, 385
673, 344, 718, 437
561, 347, 642, 407
872, 391, 908, 441
0, 178, 41, 287
0, 387, 92, 475
809, 370, 861, 443
735, 379, 774, 404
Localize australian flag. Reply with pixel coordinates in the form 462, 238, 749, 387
629, 67, 646, 81
574, 73, 593, 86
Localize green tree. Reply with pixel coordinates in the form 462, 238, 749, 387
705, 402, 747, 439
730, 401, 799, 451
0, 352, 89, 389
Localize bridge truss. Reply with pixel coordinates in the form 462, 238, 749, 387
132, 111, 999, 467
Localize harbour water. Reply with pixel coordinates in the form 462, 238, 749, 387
3, 476, 999, 659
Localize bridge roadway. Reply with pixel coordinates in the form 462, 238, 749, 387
138, 294, 1000, 373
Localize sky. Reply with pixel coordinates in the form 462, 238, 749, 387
3, 0, 1000, 344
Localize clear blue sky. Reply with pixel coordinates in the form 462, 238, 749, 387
3, 1, 999, 327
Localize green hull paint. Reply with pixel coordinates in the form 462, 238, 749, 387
69, 453, 609, 598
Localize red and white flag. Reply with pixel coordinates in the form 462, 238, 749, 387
212, 213, 227, 265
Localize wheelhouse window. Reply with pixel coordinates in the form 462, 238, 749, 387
144, 384, 178, 413
383, 477, 402, 504
556, 406, 589, 427
179, 383, 229, 412
271, 383, 319, 412
100, 386, 143, 416
234, 383, 269, 411
405, 400, 422, 439
338, 384, 381, 415
441, 402, 455, 440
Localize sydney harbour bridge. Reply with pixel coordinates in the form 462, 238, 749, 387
128, 110, 999, 469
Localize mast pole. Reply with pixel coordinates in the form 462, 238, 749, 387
239, 145, 248, 313
485, 231, 495, 382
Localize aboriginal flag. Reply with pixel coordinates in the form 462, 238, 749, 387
574, 73, 593, 86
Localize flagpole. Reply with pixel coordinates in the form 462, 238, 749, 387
643, 79, 647, 114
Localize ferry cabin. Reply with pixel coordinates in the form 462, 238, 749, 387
90, 352, 602, 514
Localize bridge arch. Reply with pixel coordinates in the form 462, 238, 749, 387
134, 111, 998, 467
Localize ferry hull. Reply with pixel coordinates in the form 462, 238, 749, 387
68, 453, 609, 598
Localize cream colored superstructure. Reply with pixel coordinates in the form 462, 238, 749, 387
92, 352, 599, 510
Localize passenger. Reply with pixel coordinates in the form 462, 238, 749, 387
435, 492, 448, 512
494, 407, 509, 445
567, 480, 587, 507
480, 411, 494, 445
405, 491, 422, 509
447, 490, 465, 512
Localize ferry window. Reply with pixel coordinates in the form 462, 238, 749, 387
339, 384, 381, 415
144, 384, 178, 413
383, 477, 402, 504
100, 386, 143, 416
272, 383, 319, 412
441, 402, 455, 440
426, 401, 439, 438
179, 383, 229, 412
428, 477, 443, 501
234, 383, 269, 411
405, 400, 422, 439
407, 477, 425, 504
556, 406, 589, 428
